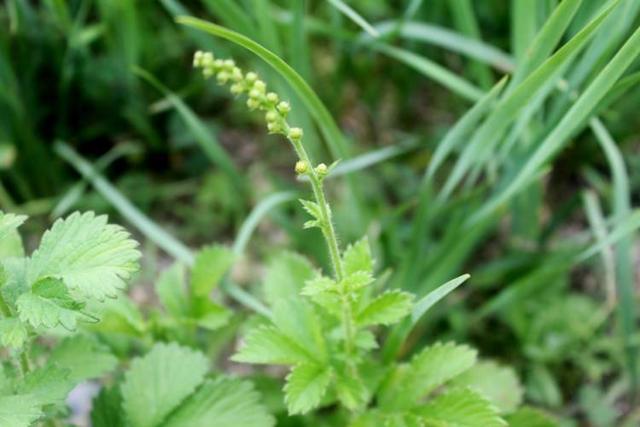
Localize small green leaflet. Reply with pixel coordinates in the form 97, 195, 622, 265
0, 394, 42, 427
191, 245, 235, 297
417, 387, 506, 427
342, 237, 373, 275
263, 252, 315, 305
506, 407, 558, 427
356, 290, 414, 326
284, 364, 332, 415
299, 199, 323, 229
232, 325, 313, 365
17, 364, 74, 406
156, 263, 189, 317
26, 211, 141, 301
16, 277, 86, 330
121, 343, 209, 427
48, 336, 118, 383
0, 318, 28, 348
0, 211, 27, 242
163, 378, 275, 427
450, 361, 523, 414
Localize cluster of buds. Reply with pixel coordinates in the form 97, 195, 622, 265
193, 50, 303, 145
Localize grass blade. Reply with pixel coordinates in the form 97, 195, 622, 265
327, 0, 379, 37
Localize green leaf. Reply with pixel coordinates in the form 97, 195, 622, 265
163, 377, 274, 427
342, 237, 373, 275
0, 211, 26, 242
0, 395, 42, 427
91, 386, 125, 427
380, 342, 477, 408
449, 361, 523, 414
284, 364, 332, 415
340, 271, 374, 294
232, 325, 314, 365
121, 343, 209, 427
0, 318, 28, 348
417, 388, 506, 427
301, 275, 338, 297
16, 277, 85, 330
299, 199, 323, 229
335, 367, 369, 411
272, 298, 326, 363
262, 252, 315, 305
505, 407, 558, 427
48, 336, 118, 383
17, 364, 73, 406
194, 300, 232, 330
191, 245, 235, 297
156, 263, 189, 317
356, 290, 414, 327
26, 211, 141, 301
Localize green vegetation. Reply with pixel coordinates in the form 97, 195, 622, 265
1, 1, 639, 426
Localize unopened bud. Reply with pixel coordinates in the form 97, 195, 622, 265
266, 92, 279, 103
295, 160, 309, 174
315, 163, 328, 176
277, 101, 291, 115
288, 127, 303, 141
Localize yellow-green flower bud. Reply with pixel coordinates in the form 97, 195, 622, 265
277, 101, 291, 114
253, 80, 266, 93
213, 59, 224, 68
245, 72, 258, 83
202, 52, 214, 68
216, 71, 229, 84
249, 89, 262, 100
288, 127, 303, 141
295, 160, 309, 174
230, 83, 244, 95
315, 163, 328, 176
202, 67, 214, 78
267, 122, 282, 133
193, 51, 204, 67
223, 59, 235, 70
266, 92, 279, 103
247, 98, 259, 110
265, 111, 278, 122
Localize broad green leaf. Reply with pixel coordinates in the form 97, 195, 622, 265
262, 252, 315, 305
340, 271, 374, 294
284, 363, 332, 415
335, 367, 369, 411
342, 237, 373, 275
121, 343, 209, 427
16, 277, 85, 330
273, 298, 327, 363
417, 388, 506, 427
191, 245, 235, 297
193, 300, 231, 330
232, 325, 314, 365
380, 342, 477, 408
505, 407, 558, 427
356, 290, 414, 327
163, 377, 275, 427
0, 318, 28, 348
18, 364, 73, 406
0, 395, 42, 427
27, 211, 141, 301
0, 211, 26, 242
449, 361, 523, 414
156, 263, 189, 317
48, 336, 118, 383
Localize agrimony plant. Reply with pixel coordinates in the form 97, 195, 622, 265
192, 52, 549, 426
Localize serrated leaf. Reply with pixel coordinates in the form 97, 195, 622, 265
263, 252, 315, 305
195, 301, 231, 330
16, 277, 85, 330
156, 263, 189, 317
18, 364, 73, 406
191, 245, 234, 297
48, 336, 118, 383
0, 318, 28, 348
121, 343, 209, 427
343, 237, 373, 275
232, 325, 314, 365
301, 275, 337, 297
284, 364, 332, 415
299, 199, 322, 221
356, 290, 414, 326
0, 394, 42, 427
450, 361, 523, 414
340, 271, 374, 294
272, 298, 326, 363
505, 407, 558, 427
380, 342, 477, 409
27, 211, 140, 301
163, 377, 274, 427
0, 211, 27, 242
335, 367, 369, 411
417, 388, 506, 427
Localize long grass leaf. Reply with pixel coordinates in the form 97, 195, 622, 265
327, 0, 379, 37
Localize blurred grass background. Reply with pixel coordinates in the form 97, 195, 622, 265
1, 1, 639, 425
